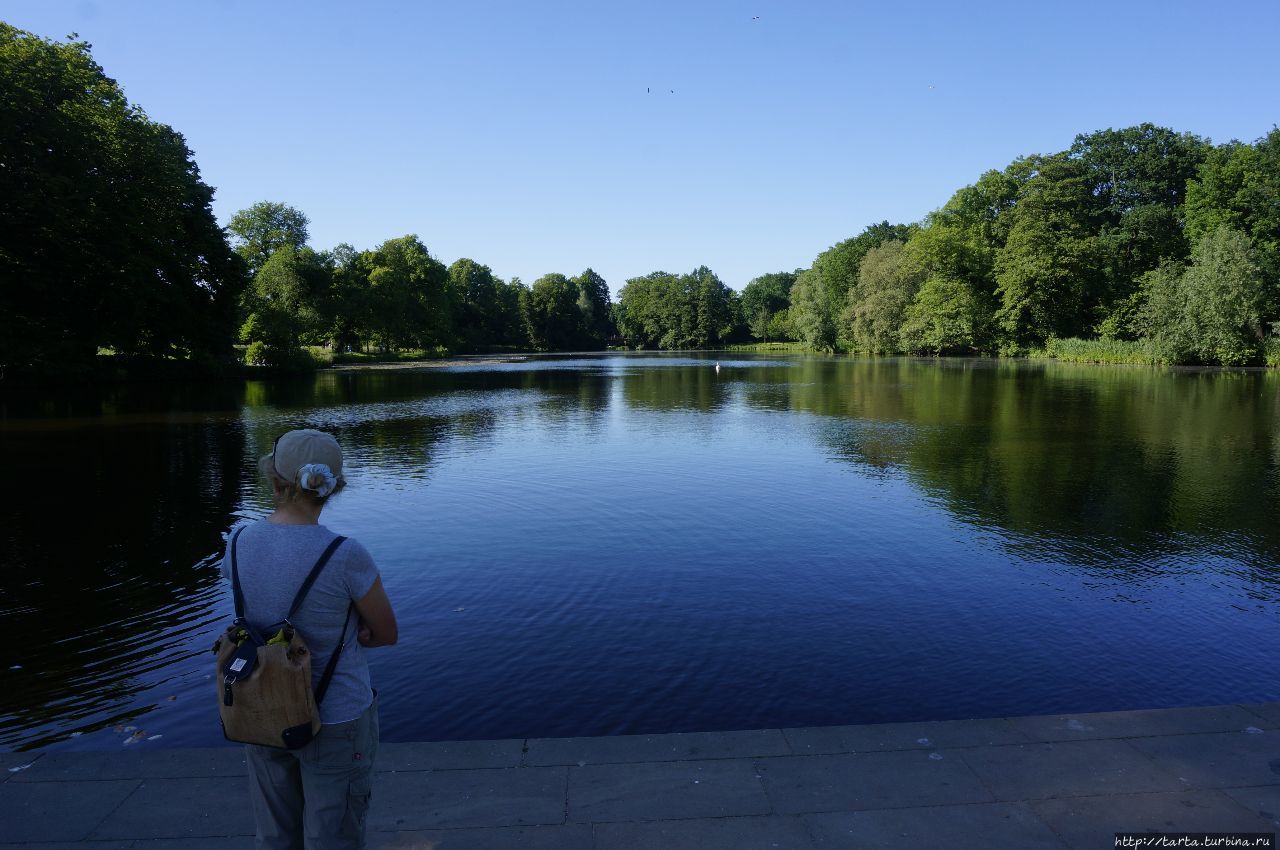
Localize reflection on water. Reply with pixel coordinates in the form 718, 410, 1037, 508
2, 354, 1278, 752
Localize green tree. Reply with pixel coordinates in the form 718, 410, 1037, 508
1143, 226, 1265, 365
239, 246, 329, 365
365, 236, 449, 351
791, 222, 913, 350
0, 25, 244, 372
228, 201, 310, 278
495, 277, 530, 347
448, 258, 502, 350
1070, 124, 1210, 314
322, 243, 372, 351
1185, 129, 1280, 312
994, 154, 1105, 348
615, 267, 732, 349
844, 241, 925, 354
573, 268, 612, 348
899, 275, 994, 355
741, 272, 796, 341
525, 273, 581, 350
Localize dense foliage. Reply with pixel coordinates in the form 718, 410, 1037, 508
0, 24, 244, 374
774, 124, 1279, 365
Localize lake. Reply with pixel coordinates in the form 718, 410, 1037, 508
2, 353, 1278, 752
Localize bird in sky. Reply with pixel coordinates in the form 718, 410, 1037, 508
752, 15, 760, 20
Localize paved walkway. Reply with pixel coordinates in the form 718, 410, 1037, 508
2, 702, 1278, 849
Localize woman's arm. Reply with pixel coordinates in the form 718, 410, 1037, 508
354, 576, 398, 647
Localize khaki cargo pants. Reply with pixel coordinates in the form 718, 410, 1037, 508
246, 697, 379, 850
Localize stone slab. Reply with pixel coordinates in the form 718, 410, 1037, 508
803, 802, 1069, 849
366, 824, 592, 849
757, 750, 993, 815
0, 844, 132, 850
525, 728, 790, 766
1031, 790, 1276, 850
14, 748, 247, 783
1128, 730, 1280, 789
1009, 704, 1268, 742
958, 739, 1184, 801
1222, 785, 1280, 829
126, 840, 246, 850
370, 766, 566, 830
1242, 702, 1280, 729
91, 776, 252, 840
379, 739, 525, 772
593, 814, 816, 850
784, 717, 1029, 755
0, 778, 141, 842
568, 759, 771, 823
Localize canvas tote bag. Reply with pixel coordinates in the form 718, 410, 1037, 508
213, 528, 352, 749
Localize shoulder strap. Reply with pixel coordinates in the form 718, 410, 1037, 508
286, 535, 348, 620
314, 603, 354, 706
229, 525, 248, 621
287, 534, 350, 707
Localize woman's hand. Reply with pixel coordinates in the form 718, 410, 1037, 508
357, 622, 373, 646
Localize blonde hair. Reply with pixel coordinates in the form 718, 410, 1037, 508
258, 454, 346, 504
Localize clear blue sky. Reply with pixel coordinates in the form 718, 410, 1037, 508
7, 0, 1279, 293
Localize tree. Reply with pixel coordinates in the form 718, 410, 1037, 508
615, 267, 732, 349
0, 24, 244, 372
1070, 124, 1210, 310
448, 258, 501, 350
1143, 226, 1265, 365
790, 222, 913, 350
239, 246, 329, 365
994, 154, 1106, 348
365, 236, 449, 351
573, 268, 612, 348
1185, 129, 1280, 314
899, 275, 993, 355
228, 202, 310, 278
524, 273, 581, 350
844, 241, 924, 353
740, 272, 796, 342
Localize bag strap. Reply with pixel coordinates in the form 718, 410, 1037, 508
287, 535, 348, 620
287, 534, 351, 707
314, 603, 353, 706
230, 525, 246, 619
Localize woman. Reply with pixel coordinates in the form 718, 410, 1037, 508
223, 429, 398, 850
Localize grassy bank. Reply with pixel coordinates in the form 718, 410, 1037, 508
1035, 337, 1280, 367
305, 346, 451, 366
1033, 337, 1165, 366
725, 341, 810, 353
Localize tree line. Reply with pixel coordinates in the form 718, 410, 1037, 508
228, 201, 613, 365
3, 23, 1277, 377
761, 125, 1280, 366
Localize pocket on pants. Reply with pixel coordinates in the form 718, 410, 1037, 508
342, 772, 372, 839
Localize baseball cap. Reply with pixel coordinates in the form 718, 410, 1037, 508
267, 429, 344, 484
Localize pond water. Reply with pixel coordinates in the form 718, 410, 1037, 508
2, 353, 1278, 752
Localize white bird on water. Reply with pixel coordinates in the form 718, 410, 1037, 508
715, 362, 721, 373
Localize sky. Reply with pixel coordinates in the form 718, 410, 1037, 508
6, 0, 1280, 294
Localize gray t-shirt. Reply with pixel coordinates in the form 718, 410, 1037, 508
221, 520, 380, 724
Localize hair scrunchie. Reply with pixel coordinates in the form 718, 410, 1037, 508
296, 463, 337, 498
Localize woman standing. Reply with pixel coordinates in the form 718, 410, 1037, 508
223, 429, 398, 850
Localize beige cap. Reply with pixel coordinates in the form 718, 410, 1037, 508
268, 429, 344, 484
